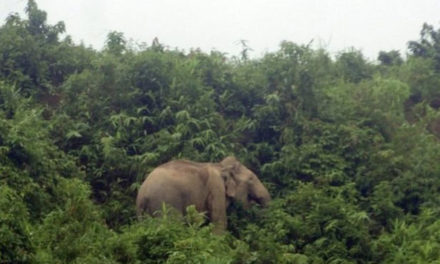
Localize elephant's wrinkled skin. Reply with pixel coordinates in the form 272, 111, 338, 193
136, 156, 271, 232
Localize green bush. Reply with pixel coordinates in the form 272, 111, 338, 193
0, 186, 33, 263
2, 2, 440, 262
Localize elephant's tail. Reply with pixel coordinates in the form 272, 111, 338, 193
136, 196, 149, 218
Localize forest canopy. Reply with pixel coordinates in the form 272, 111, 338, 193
2, 1, 440, 263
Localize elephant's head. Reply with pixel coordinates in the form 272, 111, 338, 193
220, 156, 271, 208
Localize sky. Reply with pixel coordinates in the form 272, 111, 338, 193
1, 0, 439, 60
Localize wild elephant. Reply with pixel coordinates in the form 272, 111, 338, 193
136, 156, 271, 232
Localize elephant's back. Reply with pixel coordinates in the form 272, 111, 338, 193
145, 164, 206, 190
158, 159, 207, 173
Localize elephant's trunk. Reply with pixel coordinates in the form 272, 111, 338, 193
251, 180, 271, 207
257, 189, 271, 207
259, 196, 271, 207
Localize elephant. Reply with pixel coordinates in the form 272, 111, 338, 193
136, 156, 271, 232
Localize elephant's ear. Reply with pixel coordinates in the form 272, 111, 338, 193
222, 167, 237, 198
220, 156, 239, 168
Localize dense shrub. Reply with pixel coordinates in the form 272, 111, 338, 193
2, 1, 440, 262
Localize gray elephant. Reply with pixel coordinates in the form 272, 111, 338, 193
136, 156, 271, 232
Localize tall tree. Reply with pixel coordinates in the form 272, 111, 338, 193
408, 23, 440, 71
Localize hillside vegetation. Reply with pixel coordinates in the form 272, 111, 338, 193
2, 1, 440, 263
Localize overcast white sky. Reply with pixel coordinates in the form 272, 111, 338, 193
1, 0, 439, 60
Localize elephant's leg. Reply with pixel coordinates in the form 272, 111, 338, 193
209, 198, 227, 234
205, 167, 228, 234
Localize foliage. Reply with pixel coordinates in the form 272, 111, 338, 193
378, 50, 403, 66
2, 1, 440, 263
0, 186, 33, 264
109, 206, 250, 264
374, 208, 440, 263
408, 23, 440, 71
